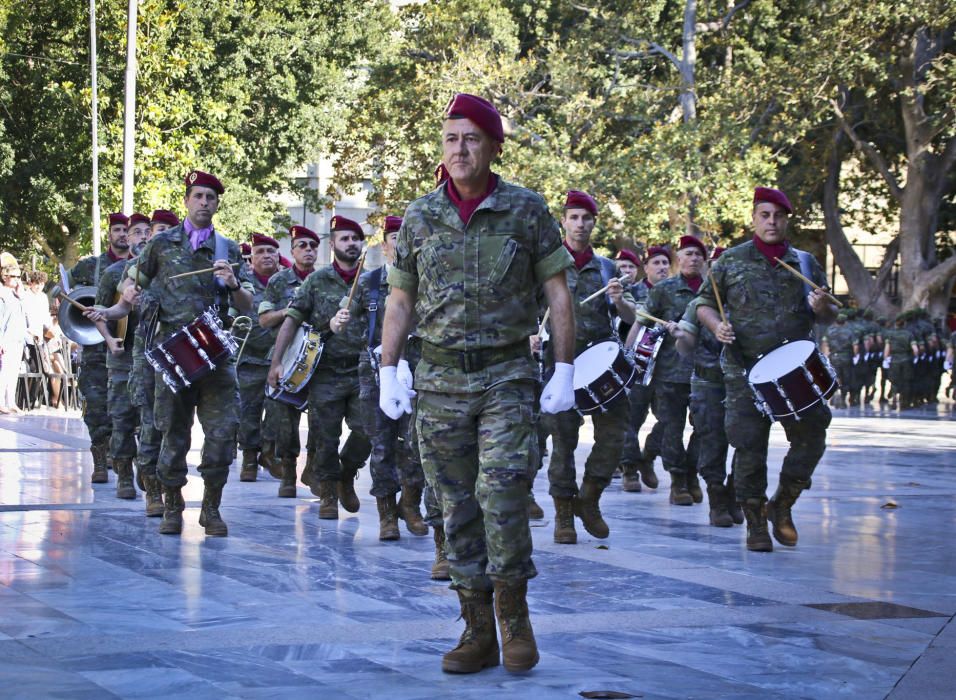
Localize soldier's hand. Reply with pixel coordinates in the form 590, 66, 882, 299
664, 320, 679, 337
530, 335, 542, 354
380, 365, 415, 419
716, 321, 735, 344
330, 309, 351, 334
267, 364, 281, 389
83, 307, 106, 323
607, 278, 623, 304
213, 259, 237, 288
121, 285, 141, 306
106, 337, 124, 356
541, 362, 575, 414
808, 288, 831, 314
396, 359, 414, 391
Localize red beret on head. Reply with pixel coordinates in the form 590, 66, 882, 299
150, 209, 179, 227
444, 93, 505, 143
753, 186, 792, 214
251, 232, 279, 249
616, 249, 640, 266
330, 215, 364, 240
710, 246, 726, 261
644, 245, 670, 263
240, 242, 252, 256
279, 254, 292, 268
384, 216, 403, 234
184, 170, 225, 195
564, 190, 598, 216
108, 212, 128, 227
678, 235, 707, 256
290, 225, 320, 244
128, 212, 150, 228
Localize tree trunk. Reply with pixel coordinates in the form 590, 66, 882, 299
681, 0, 699, 236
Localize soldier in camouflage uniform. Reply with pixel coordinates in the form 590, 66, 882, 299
883, 314, 918, 409
268, 216, 371, 519
129, 170, 253, 537
697, 187, 838, 553
859, 309, 883, 403
233, 233, 280, 482
542, 190, 635, 545
821, 312, 855, 408
377, 94, 576, 674
70, 212, 131, 483
619, 246, 671, 491
630, 235, 707, 507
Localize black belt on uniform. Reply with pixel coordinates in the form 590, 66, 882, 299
422, 340, 531, 373
693, 364, 723, 383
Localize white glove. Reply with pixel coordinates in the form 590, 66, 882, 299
396, 358, 414, 391
540, 362, 575, 414
945, 359, 953, 371
882, 357, 891, 369
379, 365, 416, 420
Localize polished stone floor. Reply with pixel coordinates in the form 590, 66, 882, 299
0, 402, 954, 699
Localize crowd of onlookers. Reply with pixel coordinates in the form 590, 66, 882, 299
0, 253, 77, 414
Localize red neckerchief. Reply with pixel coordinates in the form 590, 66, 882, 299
445, 173, 498, 225
683, 275, 702, 293
254, 271, 272, 287
752, 235, 789, 267
563, 241, 594, 270
332, 260, 358, 285
107, 248, 126, 263
643, 278, 654, 290
293, 265, 311, 282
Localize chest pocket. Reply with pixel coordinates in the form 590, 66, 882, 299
724, 268, 755, 310
480, 230, 530, 289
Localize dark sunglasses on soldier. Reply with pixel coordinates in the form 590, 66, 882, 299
295, 241, 319, 250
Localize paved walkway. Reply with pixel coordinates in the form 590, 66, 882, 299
0, 404, 953, 699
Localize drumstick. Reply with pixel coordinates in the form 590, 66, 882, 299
578, 275, 629, 305
537, 307, 551, 337
708, 270, 727, 325
343, 250, 367, 310
58, 291, 90, 313
634, 307, 668, 326
773, 257, 844, 308
168, 262, 241, 280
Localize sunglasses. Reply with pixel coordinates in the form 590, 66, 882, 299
294, 241, 319, 250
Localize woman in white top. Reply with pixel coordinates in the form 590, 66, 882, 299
0, 259, 30, 413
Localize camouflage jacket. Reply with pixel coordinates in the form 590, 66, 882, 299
678, 297, 722, 378
629, 279, 653, 305
130, 224, 251, 334
95, 258, 136, 374
640, 274, 699, 384
70, 251, 122, 352
388, 177, 572, 393
259, 266, 306, 317
354, 265, 390, 351
823, 322, 856, 362
884, 327, 917, 361
230, 269, 275, 366
286, 264, 365, 370
697, 240, 827, 372
558, 254, 635, 356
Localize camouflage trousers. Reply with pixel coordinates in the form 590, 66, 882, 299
154, 362, 238, 488
306, 368, 370, 482
651, 380, 692, 475
358, 365, 425, 498
688, 374, 729, 486
622, 382, 662, 466
107, 373, 139, 460
135, 369, 160, 478
263, 397, 305, 459
887, 360, 914, 404
544, 395, 629, 499
236, 362, 270, 451
78, 353, 111, 444
724, 373, 830, 500
416, 380, 538, 591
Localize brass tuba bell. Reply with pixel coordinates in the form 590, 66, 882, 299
58, 286, 103, 346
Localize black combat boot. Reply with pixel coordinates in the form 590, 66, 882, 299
766, 475, 809, 547
277, 457, 297, 498
398, 484, 428, 535
442, 589, 499, 674
431, 525, 451, 580
142, 474, 165, 517
376, 494, 400, 541
574, 478, 610, 538
742, 498, 773, 552
198, 482, 228, 537
158, 485, 185, 535
239, 449, 258, 482
707, 483, 734, 527
493, 580, 539, 673
90, 439, 109, 484
113, 458, 137, 499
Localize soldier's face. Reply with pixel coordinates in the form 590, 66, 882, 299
644, 254, 671, 284
331, 230, 363, 266
677, 247, 704, 277
150, 223, 170, 236
617, 259, 638, 283
127, 223, 149, 254
292, 237, 318, 269
251, 245, 279, 276
753, 202, 789, 244
441, 118, 498, 187
383, 231, 398, 265
184, 186, 219, 228
561, 208, 596, 248
108, 223, 129, 251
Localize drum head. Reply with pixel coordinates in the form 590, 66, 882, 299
573, 341, 621, 389
280, 325, 307, 368
749, 340, 816, 383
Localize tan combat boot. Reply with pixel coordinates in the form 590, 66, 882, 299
158, 485, 185, 535
766, 476, 808, 547
113, 458, 137, 500
707, 483, 734, 527
552, 496, 577, 544
337, 470, 360, 513
742, 498, 773, 552
317, 481, 339, 520
90, 440, 109, 484
527, 489, 545, 520
621, 464, 643, 493
431, 525, 451, 580
239, 449, 258, 482
277, 457, 297, 498
668, 472, 694, 506
637, 457, 659, 489
493, 580, 539, 673
259, 442, 282, 479
726, 473, 744, 524
398, 484, 428, 535
574, 478, 610, 538
441, 589, 499, 674
198, 482, 228, 537
376, 494, 400, 541
686, 467, 703, 503
142, 475, 165, 517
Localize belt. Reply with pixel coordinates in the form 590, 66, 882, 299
422, 340, 531, 373
693, 364, 723, 383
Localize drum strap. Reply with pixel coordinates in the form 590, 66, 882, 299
366, 267, 383, 349
793, 248, 815, 314
213, 232, 230, 302
597, 256, 618, 319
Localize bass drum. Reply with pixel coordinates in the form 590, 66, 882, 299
748, 339, 838, 421
572, 339, 636, 414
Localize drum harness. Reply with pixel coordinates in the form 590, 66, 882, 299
366, 266, 384, 384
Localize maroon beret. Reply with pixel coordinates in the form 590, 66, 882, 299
564, 190, 598, 216
330, 215, 364, 240
710, 246, 726, 261
644, 245, 670, 263
279, 254, 293, 268
384, 216, 403, 234
184, 170, 225, 195
290, 225, 320, 244
150, 209, 180, 227
444, 93, 504, 143
753, 186, 792, 214
108, 212, 128, 227
128, 212, 150, 228
251, 232, 279, 249
678, 235, 706, 256
616, 249, 640, 266
240, 243, 252, 256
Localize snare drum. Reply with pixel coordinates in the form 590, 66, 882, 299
629, 325, 664, 387
275, 324, 324, 393
572, 339, 637, 413
748, 339, 838, 421
146, 310, 238, 392
265, 384, 309, 411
